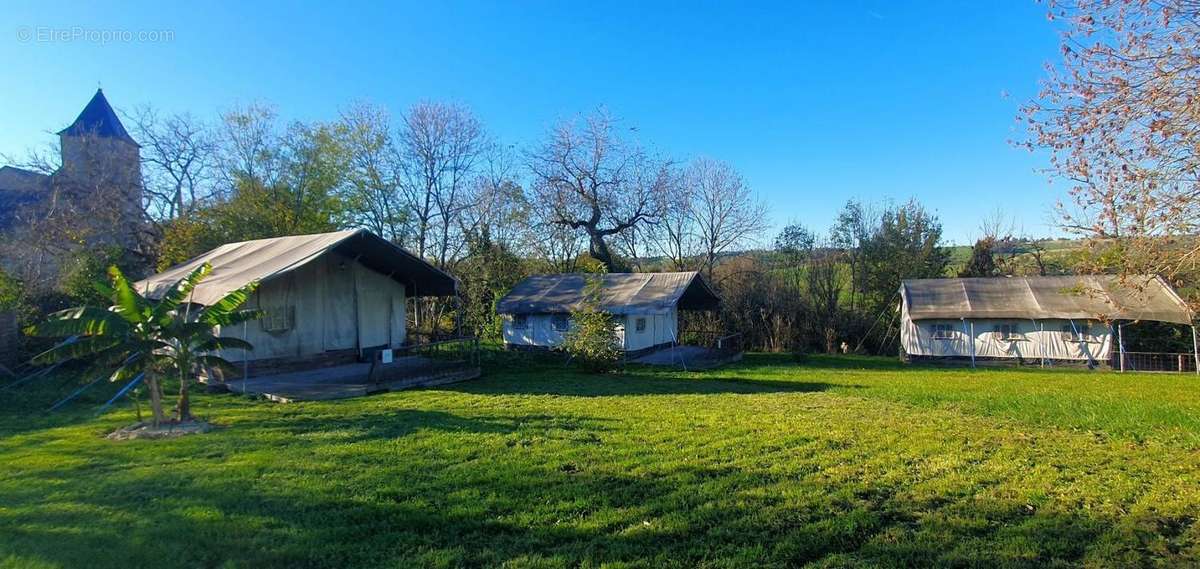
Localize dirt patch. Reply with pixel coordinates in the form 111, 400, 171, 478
106, 421, 215, 441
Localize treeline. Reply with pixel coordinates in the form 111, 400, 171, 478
713, 199, 948, 354
0, 99, 1011, 354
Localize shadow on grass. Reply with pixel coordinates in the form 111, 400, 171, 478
248, 408, 615, 443
0, 441, 1125, 568
742, 352, 910, 371
0, 373, 130, 439
444, 368, 850, 398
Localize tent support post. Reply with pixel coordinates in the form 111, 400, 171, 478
969, 320, 975, 369
241, 320, 248, 393
962, 318, 974, 369
1117, 322, 1126, 372
1037, 320, 1045, 368
352, 261, 362, 358
1192, 325, 1198, 376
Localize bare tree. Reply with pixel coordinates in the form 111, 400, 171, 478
527, 219, 587, 273
526, 110, 670, 270
396, 101, 485, 268
127, 106, 218, 223
685, 157, 768, 277
650, 171, 697, 270
460, 142, 528, 250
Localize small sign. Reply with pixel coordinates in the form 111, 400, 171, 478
380, 349, 393, 364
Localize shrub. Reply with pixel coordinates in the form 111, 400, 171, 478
562, 271, 620, 373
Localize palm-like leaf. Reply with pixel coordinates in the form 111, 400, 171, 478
30, 263, 262, 421
194, 336, 255, 353
220, 309, 264, 328
108, 266, 150, 325
198, 355, 242, 376
199, 281, 260, 326
24, 307, 130, 338
92, 280, 116, 302
151, 263, 212, 326
32, 335, 125, 365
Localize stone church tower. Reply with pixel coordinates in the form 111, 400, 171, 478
0, 89, 145, 288
53, 89, 144, 249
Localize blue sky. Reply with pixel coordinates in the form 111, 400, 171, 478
1, 1, 1062, 245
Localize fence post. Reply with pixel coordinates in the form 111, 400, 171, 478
1192, 325, 1198, 376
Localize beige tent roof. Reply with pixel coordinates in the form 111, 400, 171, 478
136, 229, 457, 305
901, 275, 1192, 325
496, 272, 720, 315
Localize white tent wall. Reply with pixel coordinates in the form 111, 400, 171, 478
502, 314, 570, 348
501, 307, 679, 352
216, 251, 406, 361
900, 301, 1112, 361
622, 308, 678, 352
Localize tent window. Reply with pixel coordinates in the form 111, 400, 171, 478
552, 314, 570, 332
1060, 324, 1091, 342
261, 305, 295, 333
512, 314, 529, 330
635, 317, 647, 332
930, 324, 954, 340
993, 323, 1021, 341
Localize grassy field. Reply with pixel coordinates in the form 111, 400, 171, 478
3, 354, 1200, 567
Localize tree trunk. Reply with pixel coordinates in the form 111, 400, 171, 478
588, 233, 615, 270
146, 375, 166, 427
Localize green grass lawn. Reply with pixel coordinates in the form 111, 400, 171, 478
4, 354, 1200, 568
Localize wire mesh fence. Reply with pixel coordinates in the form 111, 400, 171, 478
368, 337, 481, 382
1111, 351, 1199, 373
679, 330, 744, 356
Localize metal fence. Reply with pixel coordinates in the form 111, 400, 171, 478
366, 337, 481, 386
680, 330, 743, 354
1111, 351, 1199, 373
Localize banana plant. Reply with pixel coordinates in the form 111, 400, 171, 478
25, 263, 261, 426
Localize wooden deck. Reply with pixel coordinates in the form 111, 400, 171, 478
632, 345, 743, 370
222, 357, 481, 402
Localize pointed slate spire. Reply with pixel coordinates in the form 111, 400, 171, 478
57, 89, 139, 147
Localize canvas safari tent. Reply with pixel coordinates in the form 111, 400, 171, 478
899, 275, 1194, 368
136, 229, 457, 372
496, 272, 721, 354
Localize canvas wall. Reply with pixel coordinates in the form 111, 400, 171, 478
501, 307, 678, 352
622, 309, 678, 352
216, 251, 407, 362
900, 301, 1112, 362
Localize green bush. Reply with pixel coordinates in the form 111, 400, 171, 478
562, 271, 620, 373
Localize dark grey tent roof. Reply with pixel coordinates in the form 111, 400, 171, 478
497, 272, 720, 315
901, 275, 1192, 325
57, 89, 139, 147
136, 229, 457, 304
